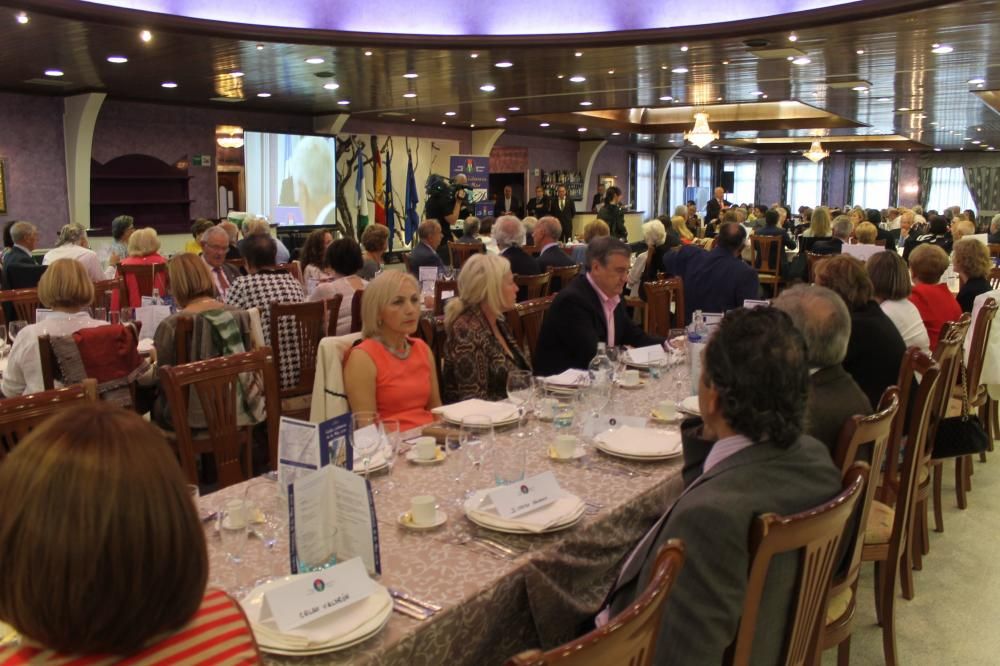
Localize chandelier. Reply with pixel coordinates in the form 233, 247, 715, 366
216, 130, 245, 149
683, 112, 719, 148
803, 138, 829, 163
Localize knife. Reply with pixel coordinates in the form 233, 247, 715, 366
390, 588, 443, 613
392, 600, 429, 621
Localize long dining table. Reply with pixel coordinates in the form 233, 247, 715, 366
198, 367, 690, 665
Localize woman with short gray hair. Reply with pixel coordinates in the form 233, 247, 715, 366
41, 223, 105, 283
627, 219, 669, 299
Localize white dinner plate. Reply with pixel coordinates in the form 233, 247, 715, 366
594, 443, 682, 462
678, 396, 700, 415
593, 426, 683, 461
464, 491, 586, 534
442, 414, 520, 428
256, 614, 391, 656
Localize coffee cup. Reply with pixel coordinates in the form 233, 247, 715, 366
414, 436, 437, 461
621, 369, 640, 387
410, 495, 436, 525
554, 435, 577, 459
656, 400, 677, 421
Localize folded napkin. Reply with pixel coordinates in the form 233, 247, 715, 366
679, 396, 700, 415
465, 490, 585, 533
595, 425, 682, 457
543, 369, 590, 387
625, 345, 667, 365
353, 446, 388, 470
433, 398, 519, 424
248, 585, 391, 650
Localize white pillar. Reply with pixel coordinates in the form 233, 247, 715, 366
656, 148, 682, 217
577, 140, 608, 208
472, 129, 504, 156
63, 93, 106, 228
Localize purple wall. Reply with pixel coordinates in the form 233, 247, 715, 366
0, 93, 69, 239
340, 118, 472, 154
493, 133, 579, 190
590, 144, 631, 205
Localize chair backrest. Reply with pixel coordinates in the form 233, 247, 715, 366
448, 241, 486, 269
726, 465, 867, 666
37, 325, 144, 409
226, 257, 247, 273
990, 266, 1000, 290
0, 379, 98, 462
117, 262, 169, 304
92, 277, 125, 309
277, 261, 303, 285
270, 301, 327, 399
963, 297, 998, 394
508, 295, 554, 362
415, 316, 446, 391
750, 235, 783, 276
505, 540, 686, 666
0, 288, 42, 326
546, 264, 580, 293
160, 348, 280, 488
643, 280, 676, 338
989, 244, 1000, 260
324, 294, 344, 337
514, 272, 552, 300
933, 315, 971, 423
174, 314, 195, 365
401, 252, 412, 273
309, 332, 363, 422
350, 289, 365, 333
806, 253, 829, 284
434, 279, 459, 317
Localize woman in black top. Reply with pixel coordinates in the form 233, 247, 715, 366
953, 237, 994, 312
597, 186, 627, 241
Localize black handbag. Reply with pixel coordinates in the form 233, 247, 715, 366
932, 361, 989, 459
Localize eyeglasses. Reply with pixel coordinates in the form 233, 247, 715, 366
204, 244, 229, 252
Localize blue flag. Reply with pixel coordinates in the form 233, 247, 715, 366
384, 150, 396, 251
404, 152, 420, 245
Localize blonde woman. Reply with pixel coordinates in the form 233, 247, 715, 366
344, 271, 441, 429
953, 237, 993, 313
854, 221, 878, 245
803, 206, 832, 238
442, 254, 528, 403
116, 227, 169, 308
671, 215, 695, 244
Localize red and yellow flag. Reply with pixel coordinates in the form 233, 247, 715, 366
371, 135, 386, 226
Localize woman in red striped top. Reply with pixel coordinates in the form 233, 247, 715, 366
0, 403, 259, 664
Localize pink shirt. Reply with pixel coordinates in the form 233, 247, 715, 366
586, 272, 619, 347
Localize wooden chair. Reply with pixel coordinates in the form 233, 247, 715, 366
448, 241, 485, 269
434, 279, 458, 317
522, 244, 541, 256
989, 244, 1000, 262
806, 252, 829, 284
173, 314, 195, 365
37, 325, 144, 409
642, 280, 676, 338
350, 289, 365, 333
957, 297, 998, 469
160, 348, 280, 489
323, 294, 345, 337
401, 252, 412, 273
0, 288, 42, 326
818, 389, 899, 665
0, 379, 98, 462
117, 262, 169, 307
92, 276, 125, 309
505, 540, 686, 666
225, 257, 247, 273
990, 265, 1000, 289
506, 296, 554, 364
724, 465, 867, 666
416, 315, 446, 391
546, 264, 580, 293
277, 261, 303, 285
514, 272, 552, 300
750, 234, 783, 296
270, 301, 327, 420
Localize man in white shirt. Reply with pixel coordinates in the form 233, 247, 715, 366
42, 223, 105, 283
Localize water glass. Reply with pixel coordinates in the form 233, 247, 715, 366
352, 411, 383, 481
380, 418, 402, 492
219, 498, 249, 564
8, 320, 26, 344
120, 308, 134, 324
461, 414, 493, 495
493, 445, 526, 487
553, 399, 576, 430
506, 369, 535, 435
648, 355, 668, 381
244, 479, 284, 550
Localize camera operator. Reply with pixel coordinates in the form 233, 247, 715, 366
423, 173, 471, 263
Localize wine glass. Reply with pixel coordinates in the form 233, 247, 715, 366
506, 369, 534, 436
244, 479, 284, 550
8, 320, 26, 345
460, 414, 493, 498
218, 498, 249, 599
351, 411, 383, 481
379, 418, 401, 493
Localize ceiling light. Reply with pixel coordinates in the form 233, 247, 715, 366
969, 77, 986, 85
659, 95, 673, 101
557, 74, 564, 79
577, 127, 587, 132
140, 30, 152, 42
856, 49, 865, 55
752, 91, 764, 96
470, 53, 479, 59
44, 69, 64, 77
216, 130, 244, 149
722, 60, 729, 65
480, 84, 496, 92
672, 67, 688, 74
661, 65, 668, 70
788, 33, 798, 42
337, 100, 350, 105
495, 61, 513, 68
574, 52, 583, 57
508, 106, 520, 111
402, 92, 416, 98
611, 131, 621, 136
256, 92, 271, 97
608, 69, 615, 74
934, 147, 942, 152
803, 139, 829, 163
683, 112, 719, 148
877, 97, 890, 102
403, 72, 418, 78
931, 44, 953, 54
470, 124, 476, 128
15, 12, 28, 24
852, 85, 869, 91
716, 96, 723, 101
579, 101, 593, 106
445, 111, 457, 116
305, 57, 325, 64
324, 82, 341, 90
792, 57, 811, 65
787, 56, 795, 61
441, 121, 447, 125
680, 45, 689, 52
107, 56, 128, 64
496, 116, 507, 122
972, 140, 982, 144
230, 71, 244, 78
161, 81, 177, 88
539, 122, 550, 127
569, 75, 586, 83
256, 44, 265, 50
364, 50, 373, 56
896, 106, 910, 111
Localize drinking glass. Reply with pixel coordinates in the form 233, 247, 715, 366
379, 418, 402, 493
553, 398, 576, 431
460, 414, 493, 496
351, 411, 383, 481
8, 320, 26, 344
244, 479, 284, 550
93, 306, 108, 322
506, 369, 535, 436
648, 354, 668, 382
445, 431, 464, 504
493, 445, 526, 486
219, 498, 249, 564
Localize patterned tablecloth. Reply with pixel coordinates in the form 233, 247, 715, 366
199, 366, 692, 665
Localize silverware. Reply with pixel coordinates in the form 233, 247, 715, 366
201, 511, 219, 523
390, 588, 442, 613
449, 534, 514, 560
473, 536, 522, 558
392, 600, 429, 621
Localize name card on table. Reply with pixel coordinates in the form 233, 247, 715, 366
133, 305, 172, 340
278, 414, 353, 493
288, 463, 381, 576
260, 557, 375, 633
625, 344, 667, 365
580, 413, 648, 439
488, 471, 563, 519
418, 266, 439, 293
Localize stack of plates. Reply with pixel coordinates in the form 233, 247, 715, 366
464, 489, 585, 533
594, 425, 683, 461
541, 369, 590, 393
433, 399, 521, 427
678, 396, 700, 416
242, 577, 393, 656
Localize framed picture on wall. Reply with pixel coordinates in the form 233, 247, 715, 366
599, 174, 616, 190
0, 159, 7, 215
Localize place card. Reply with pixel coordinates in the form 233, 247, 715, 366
580, 413, 648, 439
487, 471, 563, 519
418, 266, 439, 293
278, 414, 353, 493
626, 344, 667, 364
742, 299, 770, 309
133, 304, 172, 340
260, 557, 375, 633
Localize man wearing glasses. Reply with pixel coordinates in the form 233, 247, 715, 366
199, 225, 241, 300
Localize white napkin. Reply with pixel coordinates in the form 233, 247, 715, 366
248, 585, 391, 650
137, 338, 155, 354
433, 399, 519, 424
465, 490, 585, 533
543, 369, 591, 387
625, 345, 667, 365
679, 396, 700, 415
353, 445, 388, 470
595, 425, 682, 457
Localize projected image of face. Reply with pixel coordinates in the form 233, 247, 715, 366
244, 132, 338, 228
290, 136, 337, 226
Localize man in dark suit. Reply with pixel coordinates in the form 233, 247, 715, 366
810, 214, 853, 255
774, 284, 872, 454
534, 216, 574, 291
200, 226, 243, 300
591, 183, 606, 213
599, 307, 841, 665
455, 216, 481, 244
494, 215, 541, 300
663, 222, 760, 323
408, 219, 446, 277
534, 237, 665, 375
705, 186, 731, 224
551, 184, 577, 242
2, 221, 41, 290
525, 185, 550, 219
493, 185, 523, 219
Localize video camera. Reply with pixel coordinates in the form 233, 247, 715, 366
425, 174, 471, 201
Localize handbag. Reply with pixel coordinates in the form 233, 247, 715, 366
932, 360, 989, 459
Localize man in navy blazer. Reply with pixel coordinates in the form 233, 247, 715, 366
534, 237, 665, 375
2, 221, 40, 289
534, 216, 574, 290
663, 222, 759, 324
408, 219, 446, 277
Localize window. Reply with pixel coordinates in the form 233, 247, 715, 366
850, 159, 893, 209
926, 167, 976, 213
723, 160, 757, 205
669, 158, 686, 212
786, 160, 824, 211
634, 153, 654, 216
698, 160, 713, 188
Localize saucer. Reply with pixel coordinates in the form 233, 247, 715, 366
649, 409, 681, 424
548, 445, 586, 461
615, 379, 646, 390
406, 448, 446, 465
398, 509, 448, 530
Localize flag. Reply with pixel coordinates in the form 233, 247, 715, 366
384, 149, 396, 250
355, 144, 369, 235
370, 136, 386, 226
404, 151, 420, 245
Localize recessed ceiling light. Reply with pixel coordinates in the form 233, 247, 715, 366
978, 127, 983, 131
579, 101, 593, 106
324, 82, 341, 90
470, 124, 476, 128
403, 72, 418, 78
574, 51, 583, 57
852, 85, 869, 91
972, 140, 982, 144
256, 92, 271, 97
496, 116, 507, 122
786, 56, 794, 61
557, 74, 564, 79
762, 94, 768, 99
877, 97, 890, 102
230, 71, 244, 78
569, 75, 586, 83
411, 118, 415, 122
402, 91, 416, 98
441, 121, 447, 125
963, 136, 972, 140
835, 149, 844, 153
305, 57, 325, 64
445, 111, 456, 116
161, 81, 177, 88
680, 45, 689, 52
792, 57, 811, 65
508, 106, 520, 111
711, 146, 720, 149
107, 55, 128, 64
470, 53, 479, 59
611, 131, 621, 136
788, 33, 798, 42
480, 84, 496, 92
856, 49, 865, 55
672, 67, 688, 74
897, 106, 910, 111
934, 147, 942, 152
752, 91, 764, 96
337, 100, 350, 105
608, 69, 615, 74
722, 60, 729, 65
659, 95, 673, 101
364, 50, 373, 56
15, 12, 28, 24
44, 69, 64, 77
969, 77, 986, 85
256, 44, 265, 51
539, 122, 550, 127
931, 44, 953, 54
495, 61, 513, 68
716, 96, 723, 101
140, 30, 152, 42
577, 127, 587, 132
